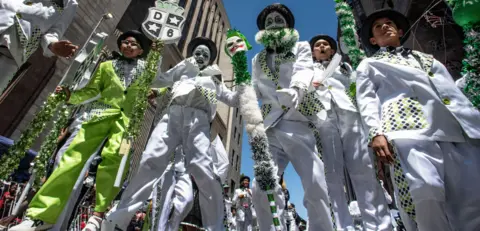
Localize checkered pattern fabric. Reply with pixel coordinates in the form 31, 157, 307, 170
381, 97, 428, 133
15, 1, 64, 61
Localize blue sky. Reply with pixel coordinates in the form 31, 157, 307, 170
223, 0, 339, 220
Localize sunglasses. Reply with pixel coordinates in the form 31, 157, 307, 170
121, 40, 140, 48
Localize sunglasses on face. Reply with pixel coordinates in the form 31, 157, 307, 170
121, 40, 140, 47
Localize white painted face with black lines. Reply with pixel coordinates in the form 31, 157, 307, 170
265, 11, 287, 30
193, 45, 211, 69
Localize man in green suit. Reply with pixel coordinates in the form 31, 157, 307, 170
10, 30, 163, 231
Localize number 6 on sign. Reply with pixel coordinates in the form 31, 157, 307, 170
141, 0, 186, 43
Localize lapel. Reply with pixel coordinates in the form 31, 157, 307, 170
371, 50, 422, 71
411, 50, 434, 73
258, 49, 296, 86
112, 59, 146, 90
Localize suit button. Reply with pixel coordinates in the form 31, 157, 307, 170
120, 108, 124, 111
124, 90, 128, 95
442, 98, 451, 105
428, 71, 434, 77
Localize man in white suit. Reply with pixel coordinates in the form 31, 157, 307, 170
250, 3, 333, 231
356, 9, 480, 231
309, 34, 391, 231
232, 176, 254, 231
0, 0, 79, 93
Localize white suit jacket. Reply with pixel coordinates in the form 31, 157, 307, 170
356, 48, 480, 143
152, 57, 239, 121
313, 62, 357, 113
0, 0, 78, 65
252, 41, 315, 129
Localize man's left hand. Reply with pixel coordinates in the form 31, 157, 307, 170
49, 40, 78, 58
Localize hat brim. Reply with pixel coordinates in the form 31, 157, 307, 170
360, 9, 410, 52
187, 37, 218, 64
240, 176, 251, 182
309, 34, 338, 52
257, 3, 295, 30
117, 30, 150, 57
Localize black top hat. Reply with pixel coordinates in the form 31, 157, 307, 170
257, 3, 295, 30
240, 175, 251, 183
117, 30, 150, 57
187, 37, 218, 64
309, 34, 338, 52
360, 9, 411, 52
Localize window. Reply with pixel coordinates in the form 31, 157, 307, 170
231, 180, 236, 194
201, 1, 211, 37
178, 0, 198, 52
235, 108, 239, 117
231, 150, 235, 166
237, 133, 241, 145
234, 127, 237, 138
236, 155, 240, 171
209, 3, 218, 39
239, 115, 242, 123
192, 0, 206, 37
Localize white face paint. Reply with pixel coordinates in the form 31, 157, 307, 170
193, 45, 211, 69
226, 36, 247, 57
265, 11, 287, 30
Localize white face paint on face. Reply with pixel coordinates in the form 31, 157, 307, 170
193, 45, 211, 69
265, 11, 287, 30
226, 36, 247, 57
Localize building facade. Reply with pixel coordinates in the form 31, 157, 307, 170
0, 0, 242, 195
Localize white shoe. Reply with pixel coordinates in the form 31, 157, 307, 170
8, 217, 53, 231
82, 215, 103, 231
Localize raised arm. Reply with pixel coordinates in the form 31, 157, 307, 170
216, 77, 240, 107
68, 62, 104, 105
41, 1, 78, 57
152, 57, 198, 88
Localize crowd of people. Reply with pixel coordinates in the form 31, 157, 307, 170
0, 0, 479, 231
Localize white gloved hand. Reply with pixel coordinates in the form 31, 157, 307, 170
276, 88, 300, 109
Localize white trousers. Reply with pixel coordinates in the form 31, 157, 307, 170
156, 169, 194, 231
252, 119, 333, 231
236, 207, 253, 231
318, 105, 391, 231
392, 138, 480, 231
103, 105, 224, 231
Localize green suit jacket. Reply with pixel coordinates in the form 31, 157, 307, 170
68, 59, 150, 126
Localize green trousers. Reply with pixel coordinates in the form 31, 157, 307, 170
27, 115, 129, 223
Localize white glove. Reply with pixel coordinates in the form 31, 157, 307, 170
276, 87, 304, 109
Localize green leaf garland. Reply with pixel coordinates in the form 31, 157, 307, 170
231, 51, 251, 85
462, 24, 480, 108
0, 92, 66, 180
34, 105, 71, 185
125, 40, 164, 139
257, 28, 298, 53
447, 0, 480, 109
334, 0, 366, 68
